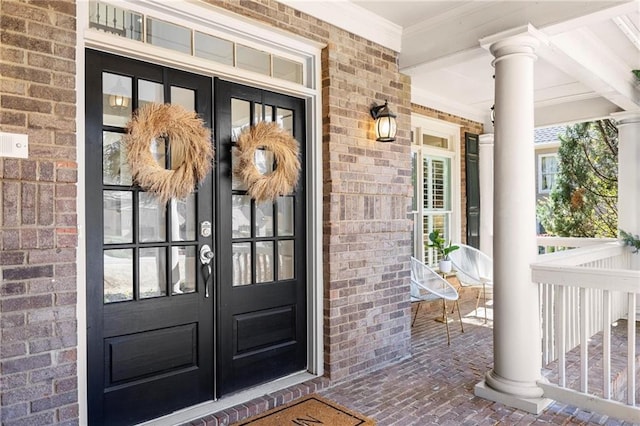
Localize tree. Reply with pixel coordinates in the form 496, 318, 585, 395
537, 119, 618, 238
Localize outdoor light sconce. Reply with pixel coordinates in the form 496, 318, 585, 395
370, 100, 397, 142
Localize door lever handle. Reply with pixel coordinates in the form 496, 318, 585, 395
200, 245, 214, 265
200, 245, 214, 298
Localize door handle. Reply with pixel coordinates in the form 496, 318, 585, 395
200, 245, 214, 298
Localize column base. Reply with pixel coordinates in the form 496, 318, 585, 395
474, 380, 553, 414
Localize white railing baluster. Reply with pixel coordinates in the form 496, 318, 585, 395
580, 287, 588, 393
628, 292, 636, 406
557, 285, 566, 387
603, 289, 611, 400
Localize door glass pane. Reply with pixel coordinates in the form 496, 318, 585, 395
231, 147, 247, 191
172, 246, 196, 295
277, 196, 294, 236
273, 56, 303, 84
264, 105, 273, 122
255, 149, 274, 175
139, 247, 167, 299
139, 79, 164, 108
194, 31, 233, 66
104, 248, 133, 303
146, 18, 191, 55
171, 86, 195, 112
277, 108, 293, 134
139, 192, 166, 242
278, 240, 294, 280
256, 242, 274, 283
254, 103, 263, 123
232, 243, 251, 286
236, 44, 270, 76
150, 137, 166, 168
103, 72, 132, 127
255, 202, 273, 237
103, 131, 132, 185
232, 195, 251, 239
231, 99, 250, 142
103, 191, 132, 244
171, 196, 195, 241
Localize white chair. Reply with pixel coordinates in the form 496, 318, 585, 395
448, 244, 493, 322
410, 257, 463, 345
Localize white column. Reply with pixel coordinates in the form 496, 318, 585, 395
479, 134, 494, 258
475, 25, 551, 413
612, 112, 640, 275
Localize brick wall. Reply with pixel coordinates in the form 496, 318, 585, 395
1, 0, 413, 423
0, 1, 78, 425
411, 104, 484, 244
209, 0, 414, 381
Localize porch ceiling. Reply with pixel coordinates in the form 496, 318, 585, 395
280, 0, 640, 128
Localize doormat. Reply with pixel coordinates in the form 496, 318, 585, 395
232, 394, 376, 425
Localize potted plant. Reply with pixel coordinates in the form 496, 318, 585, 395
427, 230, 459, 273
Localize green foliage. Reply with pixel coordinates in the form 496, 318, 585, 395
620, 229, 640, 254
427, 230, 459, 260
633, 70, 640, 81
537, 120, 618, 238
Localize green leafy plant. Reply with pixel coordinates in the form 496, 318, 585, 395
427, 230, 459, 260
633, 70, 640, 81
620, 229, 640, 254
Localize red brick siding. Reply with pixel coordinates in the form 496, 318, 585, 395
0, 1, 78, 425
411, 104, 484, 244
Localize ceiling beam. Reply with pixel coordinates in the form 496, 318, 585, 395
539, 27, 640, 112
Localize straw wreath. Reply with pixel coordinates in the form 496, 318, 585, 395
124, 103, 213, 203
235, 121, 300, 203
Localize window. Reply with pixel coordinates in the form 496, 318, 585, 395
538, 154, 558, 193
411, 118, 460, 268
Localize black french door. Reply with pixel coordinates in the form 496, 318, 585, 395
214, 79, 307, 395
86, 52, 308, 424
85, 50, 214, 425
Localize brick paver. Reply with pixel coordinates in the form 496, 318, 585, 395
191, 286, 639, 425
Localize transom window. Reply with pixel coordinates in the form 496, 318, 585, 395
88, 1, 305, 85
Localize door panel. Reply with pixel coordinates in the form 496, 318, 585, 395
86, 50, 214, 425
215, 79, 307, 395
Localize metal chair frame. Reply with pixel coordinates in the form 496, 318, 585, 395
410, 257, 464, 345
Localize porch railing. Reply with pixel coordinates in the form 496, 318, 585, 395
536, 236, 616, 254
531, 242, 639, 423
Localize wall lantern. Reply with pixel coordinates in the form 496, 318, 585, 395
370, 100, 397, 142
108, 78, 130, 109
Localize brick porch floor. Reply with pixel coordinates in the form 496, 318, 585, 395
188, 286, 639, 426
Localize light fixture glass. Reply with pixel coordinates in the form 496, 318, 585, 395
108, 78, 131, 109
370, 100, 397, 142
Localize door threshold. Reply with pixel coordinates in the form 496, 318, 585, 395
137, 371, 319, 426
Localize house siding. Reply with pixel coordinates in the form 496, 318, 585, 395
0, 1, 79, 425
1, 0, 413, 424
411, 104, 485, 244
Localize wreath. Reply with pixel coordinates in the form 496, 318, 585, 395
124, 103, 213, 203
235, 121, 300, 203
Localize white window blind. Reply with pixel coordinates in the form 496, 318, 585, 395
423, 156, 451, 266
